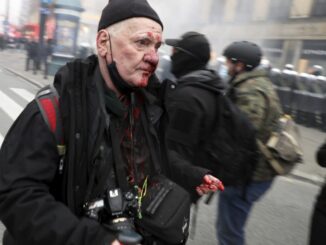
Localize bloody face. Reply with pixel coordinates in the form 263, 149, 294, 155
107, 18, 163, 88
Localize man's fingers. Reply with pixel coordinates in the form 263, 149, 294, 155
202, 175, 225, 191
111, 240, 122, 245
196, 187, 204, 196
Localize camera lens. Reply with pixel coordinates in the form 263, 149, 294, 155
125, 191, 134, 201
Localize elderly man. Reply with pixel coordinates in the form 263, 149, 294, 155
0, 1, 222, 245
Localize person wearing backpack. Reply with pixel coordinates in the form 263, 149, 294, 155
162, 31, 226, 201
216, 41, 283, 245
309, 141, 326, 245
0, 1, 223, 245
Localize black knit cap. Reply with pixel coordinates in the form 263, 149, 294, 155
98, 0, 163, 31
165, 31, 211, 64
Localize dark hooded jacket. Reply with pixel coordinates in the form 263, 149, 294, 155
309, 141, 326, 244
162, 69, 225, 200
315, 142, 326, 214
0, 55, 165, 245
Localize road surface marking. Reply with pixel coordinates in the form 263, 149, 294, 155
10, 88, 35, 102
0, 91, 23, 121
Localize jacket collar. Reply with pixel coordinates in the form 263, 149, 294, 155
230, 69, 267, 87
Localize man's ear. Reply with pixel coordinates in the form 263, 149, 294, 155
96, 30, 109, 57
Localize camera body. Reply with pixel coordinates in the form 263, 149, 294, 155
84, 188, 142, 244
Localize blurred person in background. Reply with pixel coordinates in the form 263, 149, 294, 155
41, 38, 54, 79
0, 34, 5, 51
214, 56, 229, 85
283, 63, 295, 72
155, 49, 174, 82
308, 65, 324, 76
218, 41, 282, 245
162, 31, 225, 201
25, 36, 38, 74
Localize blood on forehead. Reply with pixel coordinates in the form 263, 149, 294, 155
146, 31, 162, 43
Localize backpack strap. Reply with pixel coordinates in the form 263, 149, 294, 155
35, 84, 65, 157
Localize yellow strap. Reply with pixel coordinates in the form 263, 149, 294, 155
57, 145, 66, 156
137, 176, 148, 219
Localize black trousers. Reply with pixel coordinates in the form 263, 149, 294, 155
3, 230, 14, 245
309, 206, 326, 245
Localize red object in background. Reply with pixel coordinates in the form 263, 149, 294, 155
22, 18, 55, 41
22, 24, 40, 40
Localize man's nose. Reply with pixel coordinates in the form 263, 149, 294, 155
144, 50, 159, 66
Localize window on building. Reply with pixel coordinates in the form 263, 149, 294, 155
224, 0, 237, 22
210, 0, 226, 23
252, 0, 271, 21
235, 0, 253, 22
311, 0, 326, 17
290, 0, 313, 18
262, 40, 284, 58
268, 0, 292, 21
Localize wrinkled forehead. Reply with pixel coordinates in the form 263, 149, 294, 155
112, 17, 162, 39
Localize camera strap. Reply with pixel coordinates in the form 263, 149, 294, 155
140, 110, 161, 174
95, 76, 129, 192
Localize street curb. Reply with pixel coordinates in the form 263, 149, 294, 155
0, 65, 43, 89
289, 170, 324, 186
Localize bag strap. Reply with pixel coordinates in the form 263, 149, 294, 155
35, 84, 65, 156
255, 89, 287, 175
256, 140, 285, 175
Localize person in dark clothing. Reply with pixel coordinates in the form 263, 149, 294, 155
25, 37, 33, 71
163, 32, 225, 200
41, 39, 53, 79
25, 37, 38, 74
0, 1, 222, 245
217, 41, 282, 245
0, 34, 5, 50
309, 141, 326, 245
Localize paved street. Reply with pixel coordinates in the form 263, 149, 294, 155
188, 176, 319, 245
0, 49, 52, 89
0, 49, 325, 245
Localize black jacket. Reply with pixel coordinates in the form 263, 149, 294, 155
0, 55, 164, 245
316, 142, 326, 215
162, 69, 225, 200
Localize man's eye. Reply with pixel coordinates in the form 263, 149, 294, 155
155, 42, 162, 50
136, 39, 151, 47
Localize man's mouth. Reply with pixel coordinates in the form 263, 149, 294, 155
140, 68, 154, 76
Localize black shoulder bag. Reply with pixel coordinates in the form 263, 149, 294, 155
134, 107, 191, 244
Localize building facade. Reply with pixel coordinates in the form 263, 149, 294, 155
201, 0, 326, 72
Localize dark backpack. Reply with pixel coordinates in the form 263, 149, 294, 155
206, 91, 259, 186
181, 81, 259, 187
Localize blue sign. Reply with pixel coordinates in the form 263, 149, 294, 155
42, 0, 52, 4
41, 7, 50, 15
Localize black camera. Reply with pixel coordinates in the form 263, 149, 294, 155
84, 188, 142, 245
